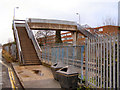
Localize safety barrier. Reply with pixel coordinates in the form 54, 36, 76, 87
85, 33, 120, 88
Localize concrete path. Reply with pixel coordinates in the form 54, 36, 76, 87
12, 63, 61, 88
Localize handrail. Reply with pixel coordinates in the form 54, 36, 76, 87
25, 20, 42, 61
13, 20, 24, 64
77, 24, 96, 38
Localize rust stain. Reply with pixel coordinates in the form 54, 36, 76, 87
22, 75, 29, 77
18, 71, 23, 74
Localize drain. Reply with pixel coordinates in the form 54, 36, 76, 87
32, 70, 44, 76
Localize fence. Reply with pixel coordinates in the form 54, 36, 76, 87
40, 33, 120, 88
85, 33, 120, 88
41, 43, 85, 80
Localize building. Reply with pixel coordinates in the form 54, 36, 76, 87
37, 25, 120, 45
87, 25, 120, 35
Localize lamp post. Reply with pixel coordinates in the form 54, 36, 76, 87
76, 13, 80, 25
13, 7, 19, 20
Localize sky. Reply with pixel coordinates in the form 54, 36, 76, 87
0, 0, 119, 44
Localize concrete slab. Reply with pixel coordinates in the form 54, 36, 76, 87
27, 18, 77, 25
12, 63, 61, 88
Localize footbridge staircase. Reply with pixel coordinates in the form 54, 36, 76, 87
13, 20, 42, 65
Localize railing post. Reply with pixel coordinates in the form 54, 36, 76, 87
113, 35, 116, 88
96, 38, 98, 88
97, 37, 100, 87
81, 45, 84, 83
66, 46, 69, 66
47, 46, 49, 64
45, 46, 46, 62
62, 47, 64, 64
85, 38, 88, 86
109, 36, 112, 88
103, 36, 105, 88
72, 46, 75, 66
106, 36, 108, 88
59, 46, 61, 62
55, 47, 57, 63
117, 33, 120, 88
100, 37, 103, 88
51, 48, 54, 64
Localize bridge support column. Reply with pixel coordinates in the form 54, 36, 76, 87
71, 32, 78, 45
71, 32, 79, 60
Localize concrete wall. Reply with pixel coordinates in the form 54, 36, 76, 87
3, 43, 17, 60
4, 46, 9, 53
10, 44, 17, 59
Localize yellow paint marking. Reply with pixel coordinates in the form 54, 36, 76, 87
8, 68, 18, 90
0, 60, 18, 89
8, 68, 15, 89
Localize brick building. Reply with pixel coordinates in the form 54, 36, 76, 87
87, 25, 120, 35
37, 25, 120, 45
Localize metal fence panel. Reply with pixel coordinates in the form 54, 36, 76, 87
85, 34, 120, 88
40, 33, 120, 88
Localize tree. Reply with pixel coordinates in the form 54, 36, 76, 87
103, 17, 117, 26
35, 30, 54, 44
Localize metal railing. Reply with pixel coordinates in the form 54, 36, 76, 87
41, 44, 85, 80
25, 20, 42, 61
13, 20, 24, 64
40, 33, 120, 88
77, 24, 96, 38
85, 33, 120, 88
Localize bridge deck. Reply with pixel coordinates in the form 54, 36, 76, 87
12, 63, 61, 88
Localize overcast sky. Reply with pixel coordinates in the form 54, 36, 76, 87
0, 0, 119, 44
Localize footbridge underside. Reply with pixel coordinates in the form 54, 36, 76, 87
28, 18, 77, 31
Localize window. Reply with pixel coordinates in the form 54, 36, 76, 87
87, 29, 90, 32
61, 34, 66, 37
67, 33, 71, 36
62, 38, 65, 40
68, 37, 72, 40
99, 28, 103, 31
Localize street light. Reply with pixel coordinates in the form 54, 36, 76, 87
76, 13, 80, 24
13, 7, 19, 20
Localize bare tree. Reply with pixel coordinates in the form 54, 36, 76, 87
35, 30, 54, 44
103, 17, 117, 26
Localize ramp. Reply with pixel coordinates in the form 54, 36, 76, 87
12, 63, 61, 88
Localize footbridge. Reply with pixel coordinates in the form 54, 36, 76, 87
12, 18, 95, 65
